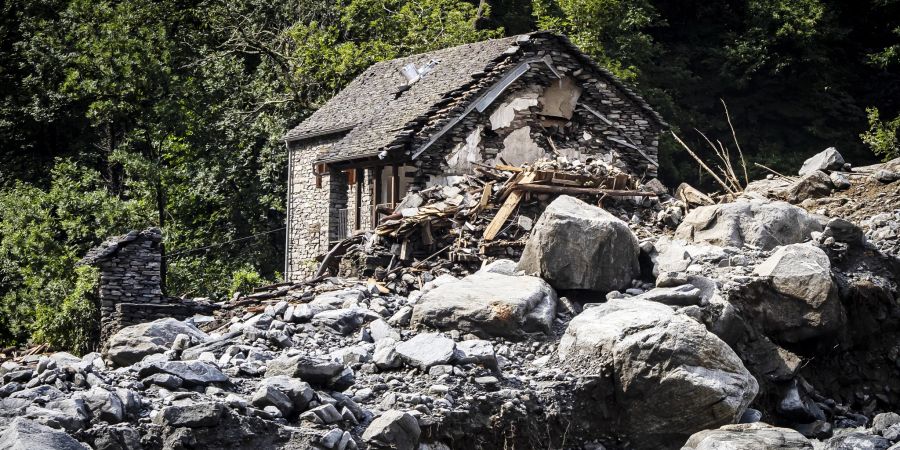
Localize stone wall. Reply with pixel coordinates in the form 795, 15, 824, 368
286, 135, 350, 281
81, 228, 215, 344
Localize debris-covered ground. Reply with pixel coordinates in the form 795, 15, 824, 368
2, 152, 900, 450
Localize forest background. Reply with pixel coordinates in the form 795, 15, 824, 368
1, 0, 898, 353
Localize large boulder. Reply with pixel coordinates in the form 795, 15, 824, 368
557, 299, 758, 447
0, 417, 89, 450
674, 199, 822, 250
106, 318, 208, 367
738, 243, 846, 343
785, 170, 834, 203
362, 410, 421, 450
798, 147, 845, 176
411, 271, 556, 338
682, 423, 813, 449
153, 401, 224, 428
137, 360, 228, 387
395, 333, 456, 370
517, 195, 639, 291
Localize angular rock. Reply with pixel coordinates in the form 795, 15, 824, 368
822, 432, 892, 450
25, 398, 90, 433
749, 243, 845, 342
412, 271, 556, 338
373, 338, 402, 370
153, 401, 224, 428
830, 171, 851, 190
675, 199, 822, 250
313, 308, 371, 335
558, 298, 758, 445
799, 147, 845, 176
138, 360, 228, 386
821, 217, 865, 247
0, 417, 89, 450
301, 404, 342, 425
361, 410, 421, 450
266, 355, 344, 386
517, 195, 640, 291
874, 412, 900, 435
106, 318, 208, 367
10, 385, 64, 402
455, 339, 497, 370
395, 333, 456, 371
633, 284, 702, 306
676, 183, 715, 207
251, 385, 294, 417
260, 376, 315, 412
80, 387, 124, 424
786, 170, 833, 203
682, 422, 813, 449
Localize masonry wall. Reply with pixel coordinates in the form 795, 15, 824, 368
91, 228, 214, 344
286, 136, 350, 281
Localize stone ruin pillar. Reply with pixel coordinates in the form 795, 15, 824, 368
80, 227, 215, 346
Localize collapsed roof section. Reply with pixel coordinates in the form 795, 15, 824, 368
283, 31, 666, 166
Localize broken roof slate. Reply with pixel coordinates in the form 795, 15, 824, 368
284, 31, 665, 163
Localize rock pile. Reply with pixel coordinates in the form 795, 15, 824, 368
1, 152, 899, 450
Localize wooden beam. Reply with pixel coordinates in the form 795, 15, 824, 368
392, 164, 400, 207
483, 172, 535, 241
354, 168, 363, 230
514, 184, 656, 197
372, 166, 383, 225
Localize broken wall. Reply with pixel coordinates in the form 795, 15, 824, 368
286, 136, 349, 281
409, 35, 661, 188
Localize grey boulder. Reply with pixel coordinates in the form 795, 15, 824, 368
153, 401, 224, 428
517, 195, 639, 291
822, 432, 892, 450
79, 387, 124, 424
798, 147, 845, 176
674, 199, 822, 250
746, 243, 845, 342
137, 360, 228, 386
633, 283, 702, 306
411, 271, 556, 338
361, 410, 421, 450
682, 422, 813, 449
0, 417, 89, 450
106, 318, 208, 367
395, 333, 456, 371
557, 298, 758, 445
266, 355, 344, 386
786, 170, 833, 203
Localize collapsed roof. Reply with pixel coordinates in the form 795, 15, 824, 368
283, 31, 665, 164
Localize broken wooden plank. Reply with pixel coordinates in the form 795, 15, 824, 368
484, 172, 536, 241
513, 184, 657, 197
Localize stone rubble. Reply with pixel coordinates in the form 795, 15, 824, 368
0, 153, 899, 450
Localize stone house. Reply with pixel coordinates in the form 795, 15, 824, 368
283, 31, 666, 280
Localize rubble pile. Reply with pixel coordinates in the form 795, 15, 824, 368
331, 158, 660, 294
1, 152, 900, 450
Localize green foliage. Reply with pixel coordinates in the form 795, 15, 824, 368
0, 160, 150, 348
228, 267, 269, 298
862, 107, 900, 161
1, 0, 899, 352
533, 0, 658, 80
33, 265, 101, 355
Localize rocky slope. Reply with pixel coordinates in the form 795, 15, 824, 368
1, 151, 900, 450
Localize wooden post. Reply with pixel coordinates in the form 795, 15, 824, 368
355, 167, 363, 230
392, 164, 400, 207
373, 166, 383, 225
